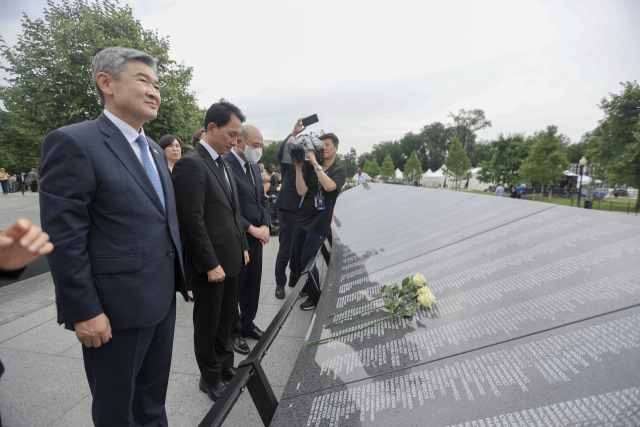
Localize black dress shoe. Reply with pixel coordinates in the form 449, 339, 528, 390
199, 377, 226, 402
243, 326, 263, 340
230, 337, 250, 355
275, 287, 285, 299
221, 366, 237, 382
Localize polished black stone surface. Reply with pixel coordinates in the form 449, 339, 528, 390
273, 185, 640, 425
273, 305, 640, 426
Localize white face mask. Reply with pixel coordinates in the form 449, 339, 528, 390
240, 144, 263, 164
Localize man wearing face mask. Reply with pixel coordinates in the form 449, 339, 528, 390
223, 125, 270, 354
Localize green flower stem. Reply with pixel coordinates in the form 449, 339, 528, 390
329, 296, 384, 318
308, 315, 392, 345
325, 306, 382, 328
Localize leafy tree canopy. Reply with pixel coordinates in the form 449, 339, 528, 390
403, 150, 423, 183
0, 0, 204, 173
520, 126, 570, 188
477, 133, 534, 184
584, 81, 640, 189
364, 158, 380, 178
444, 138, 472, 190
380, 154, 395, 180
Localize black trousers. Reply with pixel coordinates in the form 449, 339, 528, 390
275, 208, 298, 288
230, 234, 263, 339
192, 274, 238, 384
82, 296, 176, 427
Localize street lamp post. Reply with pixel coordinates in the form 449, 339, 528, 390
577, 156, 588, 208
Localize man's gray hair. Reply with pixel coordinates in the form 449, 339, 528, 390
91, 47, 158, 103
240, 125, 251, 141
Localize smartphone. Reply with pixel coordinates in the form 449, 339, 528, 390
302, 114, 319, 127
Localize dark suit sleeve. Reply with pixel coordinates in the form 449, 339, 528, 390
40, 129, 103, 325
256, 165, 270, 227
172, 155, 220, 272
276, 135, 291, 165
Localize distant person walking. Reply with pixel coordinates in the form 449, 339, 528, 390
28, 169, 38, 192
494, 183, 505, 197
16, 173, 25, 194
0, 169, 9, 195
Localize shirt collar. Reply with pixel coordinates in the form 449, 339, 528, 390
199, 139, 221, 161
230, 147, 246, 167
104, 109, 145, 143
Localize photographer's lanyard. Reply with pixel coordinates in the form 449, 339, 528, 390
315, 168, 331, 211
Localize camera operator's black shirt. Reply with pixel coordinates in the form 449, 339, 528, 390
297, 162, 348, 235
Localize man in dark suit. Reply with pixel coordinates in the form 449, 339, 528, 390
274, 119, 306, 299
172, 99, 250, 401
39, 47, 187, 426
223, 125, 270, 355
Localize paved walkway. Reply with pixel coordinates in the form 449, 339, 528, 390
0, 193, 315, 426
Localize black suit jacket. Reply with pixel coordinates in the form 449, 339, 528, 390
40, 113, 187, 331
172, 143, 249, 281
275, 134, 303, 212
223, 151, 270, 232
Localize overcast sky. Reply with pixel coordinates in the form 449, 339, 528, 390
1, 0, 639, 154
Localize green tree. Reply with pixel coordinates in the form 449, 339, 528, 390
261, 141, 281, 173
0, 0, 204, 172
420, 122, 453, 172
565, 140, 589, 164
336, 147, 357, 177
362, 159, 371, 174
370, 141, 403, 169
365, 158, 381, 178
403, 150, 423, 183
444, 138, 472, 190
585, 81, 640, 193
477, 134, 534, 185
448, 108, 492, 151
380, 154, 395, 181
520, 126, 570, 194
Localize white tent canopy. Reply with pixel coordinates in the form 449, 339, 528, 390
395, 168, 403, 180
421, 167, 446, 187
423, 168, 433, 176
466, 167, 493, 191
577, 175, 593, 185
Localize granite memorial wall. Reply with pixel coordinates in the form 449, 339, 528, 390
271, 185, 640, 426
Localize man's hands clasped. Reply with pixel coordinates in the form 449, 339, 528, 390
248, 225, 270, 245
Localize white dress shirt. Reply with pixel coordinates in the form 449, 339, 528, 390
356, 172, 372, 185
199, 139, 231, 188
104, 109, 158, 175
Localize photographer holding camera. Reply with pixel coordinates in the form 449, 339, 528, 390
291, 133, 347, 310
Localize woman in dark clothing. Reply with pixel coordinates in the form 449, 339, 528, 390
158, 134, 192, 301
265, 173, 281, 197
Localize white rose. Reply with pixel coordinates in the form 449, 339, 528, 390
412, 273, 427, 286
417, 286, 429, 296
417, 289, 436, 309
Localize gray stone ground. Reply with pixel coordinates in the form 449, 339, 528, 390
0, 193, 316, 426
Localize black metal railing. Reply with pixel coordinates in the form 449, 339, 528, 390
198, 234, 333, 427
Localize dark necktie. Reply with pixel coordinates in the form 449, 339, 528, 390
215, 157, 232, 191
245, 163, 255, 190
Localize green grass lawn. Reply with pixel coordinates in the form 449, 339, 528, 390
453, 188, 639, 214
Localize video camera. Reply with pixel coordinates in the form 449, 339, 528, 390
282, 135, 324, 165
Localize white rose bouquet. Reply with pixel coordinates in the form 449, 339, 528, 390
309, 273, 436, 345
